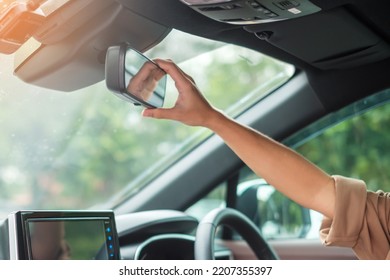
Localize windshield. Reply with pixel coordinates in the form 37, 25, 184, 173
0, 27, 294, 219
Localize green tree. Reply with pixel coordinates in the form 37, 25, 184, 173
295, 97, 390, 192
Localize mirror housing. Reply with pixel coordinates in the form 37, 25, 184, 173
105, 43, 167, 108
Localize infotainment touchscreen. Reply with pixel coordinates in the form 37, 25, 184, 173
4, 210, 120, 260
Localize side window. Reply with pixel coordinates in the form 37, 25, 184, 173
185, 182, 226, 220
187, 89, 390, 240
186, 168, 317, 240
236, 168, 313, 240
236, 90, 390, 239
293, 99, 390, 193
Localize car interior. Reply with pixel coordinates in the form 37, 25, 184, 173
1, 0, 390, 260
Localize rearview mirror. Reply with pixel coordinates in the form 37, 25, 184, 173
105, 43, 167, 108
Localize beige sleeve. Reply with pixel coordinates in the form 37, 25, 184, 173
319, 175, 390, 259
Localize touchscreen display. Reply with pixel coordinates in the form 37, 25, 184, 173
27, 218, 114, 260
4, 210, 120, 260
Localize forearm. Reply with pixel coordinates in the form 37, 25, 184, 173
145, 59, 336, 218
206, 110, 336, 218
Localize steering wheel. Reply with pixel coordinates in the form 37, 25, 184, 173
194, 207, 279, 260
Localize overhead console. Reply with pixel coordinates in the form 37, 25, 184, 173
181, 1, 390, 70
179, 0, 321, 25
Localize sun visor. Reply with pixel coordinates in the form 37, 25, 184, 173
244, 7, 390, 70
13, 0, 171, 92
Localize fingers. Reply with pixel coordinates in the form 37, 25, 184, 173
153, 59, 195, 89
128, 61, 166, 102
141, 59, 213, 126
134, 61, 157, 80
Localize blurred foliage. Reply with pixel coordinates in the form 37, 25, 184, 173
295, 92, 390, 192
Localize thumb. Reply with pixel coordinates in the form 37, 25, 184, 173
142, 108, 176, 120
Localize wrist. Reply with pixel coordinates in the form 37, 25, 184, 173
203, 108, 229, 132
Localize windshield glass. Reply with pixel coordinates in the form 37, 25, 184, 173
0, 28, 294, 219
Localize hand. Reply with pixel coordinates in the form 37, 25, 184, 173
142, 59, 220, 127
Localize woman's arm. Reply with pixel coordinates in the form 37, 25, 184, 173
143, 59, 336, 218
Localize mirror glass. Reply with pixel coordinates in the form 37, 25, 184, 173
124, 48, 167, 108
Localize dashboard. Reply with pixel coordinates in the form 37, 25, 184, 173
0, 209, 232, 260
